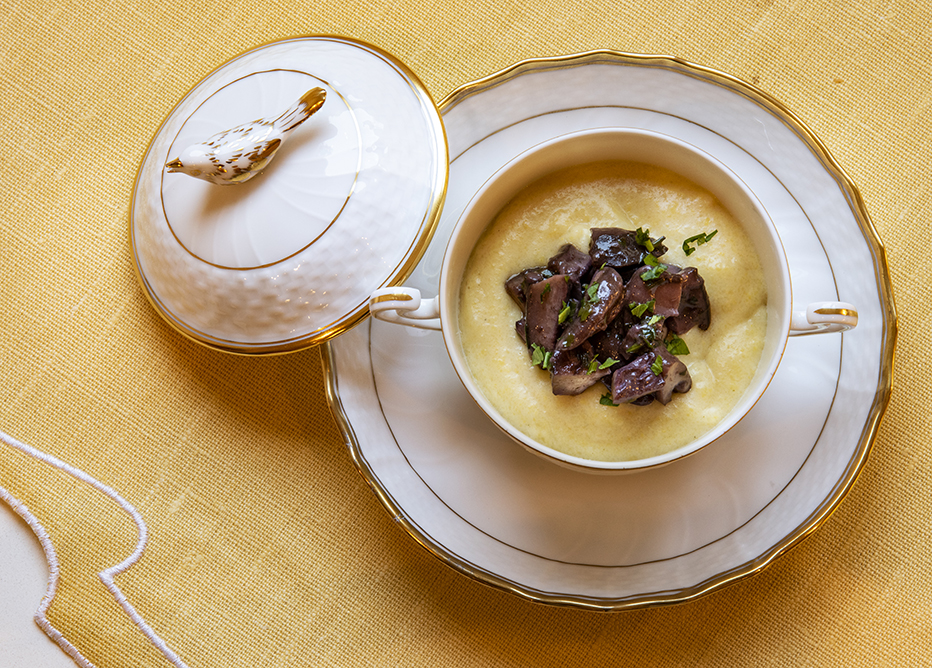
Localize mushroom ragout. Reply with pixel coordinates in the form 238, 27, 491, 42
507, 226, 714, 407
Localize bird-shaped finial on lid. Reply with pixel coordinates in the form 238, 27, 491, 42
165, 87, 327, 185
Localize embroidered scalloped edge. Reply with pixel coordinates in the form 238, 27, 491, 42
0, 431, 189, 668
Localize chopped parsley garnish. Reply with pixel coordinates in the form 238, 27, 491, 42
640, 254, 667, 280
588, 357, 618, 373
626, 315, 666, 354
635, 226, 654, 252
599, 393, 619, 407
641, 261, 667, 281
683, 230, 718, 256
558, 301, 572, 324
530, 344, 552, 370
629, 300, 655, 318
539, 283, 551, 301
578, 283, 601, 322
664, 334, 690, 355
650, 355, 664, 375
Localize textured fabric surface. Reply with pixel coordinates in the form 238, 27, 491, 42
0, 0, 929, 666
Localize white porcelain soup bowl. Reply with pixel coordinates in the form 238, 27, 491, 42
369, 128, 857, 473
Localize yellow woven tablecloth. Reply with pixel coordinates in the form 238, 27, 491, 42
1, 0, 928, 666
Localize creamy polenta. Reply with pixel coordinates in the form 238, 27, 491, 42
457, 161, 768, 462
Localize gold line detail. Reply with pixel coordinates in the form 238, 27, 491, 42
814, 307, 858, 318
371, 293, 414, 303
159, 68, 359, 271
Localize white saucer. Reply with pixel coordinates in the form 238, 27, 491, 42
323, 52, 895, 610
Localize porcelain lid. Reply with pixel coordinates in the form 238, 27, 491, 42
130, 36, 448, 354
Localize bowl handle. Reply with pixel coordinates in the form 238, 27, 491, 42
789, 301, 858, 336
369, 287, 441, 331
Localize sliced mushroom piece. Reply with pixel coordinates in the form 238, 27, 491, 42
505, 267, 551, 308
589, 227, 642, 269
525, 274, 570, 352
653, 345, 692, 405
515, 317, 528, 345
598, 369, 652, 405
624, 265, 653, 305
651, 273, 685, 317
587, 312, 631, 362
610, 346, 691, 405
624, 265, 684, 317
589, 227, 668, 270
621, 313, 667, 357
557, 267, 626, 351
667, 267, 711, 333
547, 243, 592, 284
610, 351, 666, 404
550, 348, 611, 396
